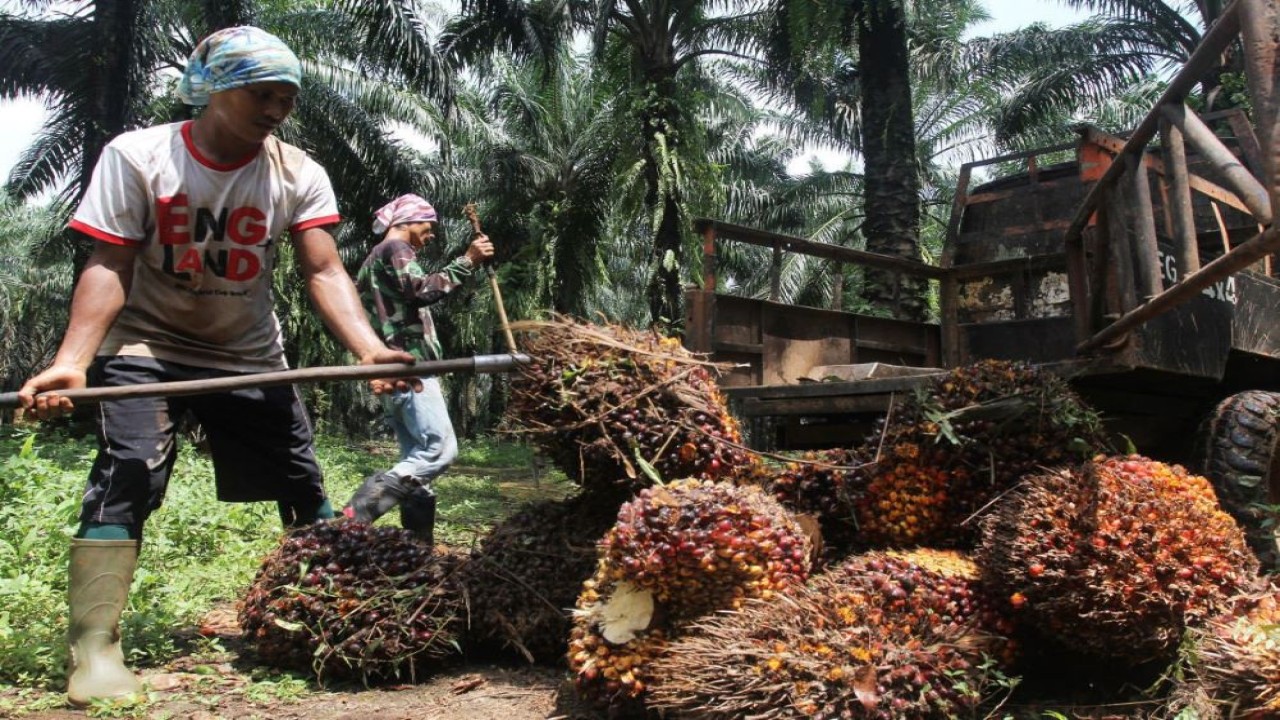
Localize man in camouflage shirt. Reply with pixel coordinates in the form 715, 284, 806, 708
343, 194, 494, 542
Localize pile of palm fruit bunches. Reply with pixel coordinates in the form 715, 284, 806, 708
238, 522, 469, 685
504, 317, 754, 493
237, 321, 1273, 718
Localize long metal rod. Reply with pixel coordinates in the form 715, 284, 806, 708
1077, 227, 1280, 353
0, 353, 532, 409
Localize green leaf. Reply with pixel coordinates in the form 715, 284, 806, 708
273, 618, 305, 633
634, 449, 665, 486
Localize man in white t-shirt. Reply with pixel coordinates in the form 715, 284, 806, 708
16, 26, 412, 706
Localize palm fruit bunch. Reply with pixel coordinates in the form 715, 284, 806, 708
461, 492, 621, 663
239, 521, 467, 684
567, 611, 669, 708
881, 547, 1020, 666
978, 455, 1260, 664
770, 447, 867, 554
568, 478, 813, 706
647, 549, 1012, 719
1166, 587, 1280, 719
600, 479, 812, 617
853, 439, 969, 548
505, 317, 751, 493
853, 359, 1108, 548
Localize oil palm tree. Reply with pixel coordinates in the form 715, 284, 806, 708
711, 67, 993, 318
453, 52, 620, 320
589, 0, 767, 331
0, 194, 75, 401
963, 0, 1228, 148
746, 0, 991, 319
446, 0, 765, 332
0, 0, 461, 433
1, 1, 147, 208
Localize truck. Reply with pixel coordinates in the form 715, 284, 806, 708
683, 0, 1280, 566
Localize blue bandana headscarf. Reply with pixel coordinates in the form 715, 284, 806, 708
178, 26, 301, 106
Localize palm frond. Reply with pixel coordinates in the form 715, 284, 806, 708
5, 106, 84, 202
329, 0, 452, 102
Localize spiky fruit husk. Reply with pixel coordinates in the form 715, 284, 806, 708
853, 360, 1109, 548
770, 448, 866, 554
462, 492, 622, 663
568, 479, 813, 706
568, 615, 669, 708
879, 548, 1020, 666
647, 551, 1011, 719
1166, 587, 1280, 719
505, 318, 752, 493
853, 440, 963, 548
978, 455, 1260, 664
238, 522, 467, 685
600, 479, 811, 619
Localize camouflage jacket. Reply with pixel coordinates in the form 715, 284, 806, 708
356, 238, 475, 361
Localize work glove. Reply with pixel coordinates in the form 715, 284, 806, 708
344, 471, 415, 524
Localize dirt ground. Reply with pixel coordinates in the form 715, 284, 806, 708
8, 668, 596, 720
1, 611, 1166, 720
4, 606, 605, 720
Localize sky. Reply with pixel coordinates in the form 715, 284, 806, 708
969, 0, 1091, 37
0, 0, 1093, 185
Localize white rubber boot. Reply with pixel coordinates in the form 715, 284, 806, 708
67, 539, 142, 706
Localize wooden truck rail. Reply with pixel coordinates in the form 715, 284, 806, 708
1059, 0, 1280, 354
685, 0, 1280, 453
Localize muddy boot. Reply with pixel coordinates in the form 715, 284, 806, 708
344, 471, 415, 524
67, 539, 142, 707
400, 486, 436, 545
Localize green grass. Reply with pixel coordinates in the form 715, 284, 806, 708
0, 424, 573, 698
455, 435, 543, 468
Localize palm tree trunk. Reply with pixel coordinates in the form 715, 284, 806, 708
82, 0, 138, 201
857, 0, 926, 321
640, 73, 686, 333
200, 0, 256, 29
76, 0, 139, 273
647, 191, 684, 331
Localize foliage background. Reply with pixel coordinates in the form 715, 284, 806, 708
2, 0, 1221, 438
0, 425, 558, 690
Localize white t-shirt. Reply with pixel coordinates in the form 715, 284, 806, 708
70, 121, 340, 372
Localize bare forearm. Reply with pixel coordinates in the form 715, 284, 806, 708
17, 243, 134, 416
307, 267, 386, 361
53, 258, 131, 370
294, 226, 409, 366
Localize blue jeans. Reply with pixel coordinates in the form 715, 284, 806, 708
382, 377, 457, 486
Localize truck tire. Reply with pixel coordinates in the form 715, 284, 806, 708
1192, 390, 1280, 571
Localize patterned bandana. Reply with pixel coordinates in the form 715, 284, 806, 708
372, 194, 439, 235
178, 26, 302, 106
